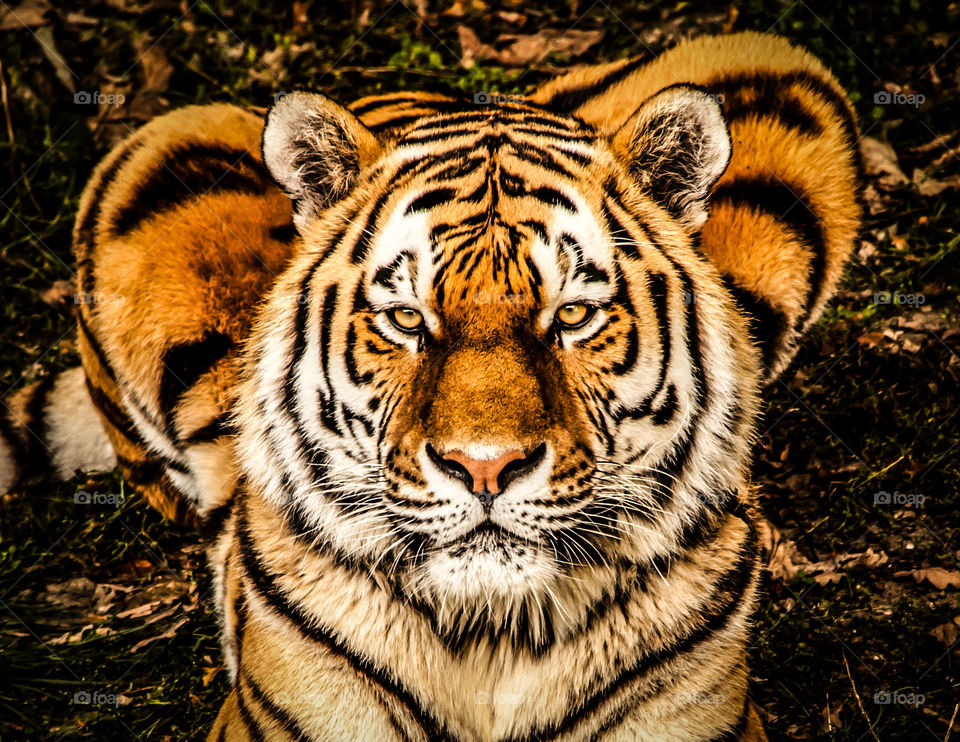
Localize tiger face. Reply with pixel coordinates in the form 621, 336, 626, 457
241, 87, 761, 648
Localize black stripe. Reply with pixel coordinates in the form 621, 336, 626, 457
507, 139, 582, 182
268, 222, 297, 243
350, 191, 390, 264
508, 527, 758, 742
111, 145, 271, 236
600, 197, 640, 260
241, 672, 312, 742
544, 56, 647, 112
158, 331, 234, 418
706, 694, 752, 741
15, 373, 57, 479
83, 377, 145, 447
74, 137, 145, 294
610, 324, 638, 376
114, 453, 162, 487
236, 511, 450, 741
181, 414, 235, 445
573, 261, 609, 284
710, 175, 826, 327
344, 324, 373, 387
350, 94, 452, 117
721, 276, 789, 373
405, 187, 456, 215
530, 186, 576, 212
235, 679, 267, 741
198, 496, 234, 541
367, 113, 436, 133
711, 69, 858, 149
75, 311, 118, 384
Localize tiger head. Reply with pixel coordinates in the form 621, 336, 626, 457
239, 87, 761, 649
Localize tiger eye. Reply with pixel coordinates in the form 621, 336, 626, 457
389, 307, 424, 332
556, 303, 591, 328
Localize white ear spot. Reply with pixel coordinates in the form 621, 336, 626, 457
262, 92, 381, 231
612, 84, 731, 232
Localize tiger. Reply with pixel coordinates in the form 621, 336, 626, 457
0, 30, 861, 741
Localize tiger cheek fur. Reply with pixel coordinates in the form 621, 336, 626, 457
0, 30, 867, 742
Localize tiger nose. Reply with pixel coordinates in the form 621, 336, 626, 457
427, 444, 546, 499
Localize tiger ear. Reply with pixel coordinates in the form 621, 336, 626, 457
262, 91, 382, 230
611, 84, 731, 232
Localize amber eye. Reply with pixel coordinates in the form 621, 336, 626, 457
388, 307, 425, 332
555, 303, 594, 329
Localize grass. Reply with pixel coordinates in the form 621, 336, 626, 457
1, 0, 959, 739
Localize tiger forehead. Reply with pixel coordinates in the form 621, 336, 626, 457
396, 103, 597, 142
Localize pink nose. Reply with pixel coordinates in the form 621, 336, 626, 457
439, 450, 527, 494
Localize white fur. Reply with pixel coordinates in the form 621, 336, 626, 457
44, 367, 116, 479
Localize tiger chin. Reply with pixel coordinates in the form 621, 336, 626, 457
0, 31, 862, 742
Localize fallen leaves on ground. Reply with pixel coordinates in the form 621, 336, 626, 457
894, 567, 960, 590
760, 520, 889, 585
457, 26, 603, 67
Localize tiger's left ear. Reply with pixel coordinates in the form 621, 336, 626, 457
262, 91, 382, 231
611, 84, 731, 232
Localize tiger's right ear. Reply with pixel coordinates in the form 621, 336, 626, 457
262, 92, 382, 231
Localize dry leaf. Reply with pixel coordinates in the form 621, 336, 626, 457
912, 167, 960, 197
119, 38, 174, 122
43, 577, 96, 609
860, 137, 908, 189
758, 520, 803, 580
858, 331, 885, 348
49, 623, 94, 645
130, 616, 189, 653
458, 26, 603, 67
0, 0, 52, 30
202, 666, 222, 687
895, 568, 960, 590
42, 279, 76, 306
760, 521, 888, 583
115, 600, 162, 620
929, 617, 960, 647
